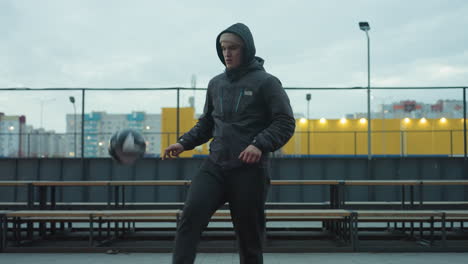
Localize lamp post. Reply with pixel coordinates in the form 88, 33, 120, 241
37, 98, 56, 157
69, 96, 77, 157
306, 93, 311, 155
38, 98, 56, 129
359, 21, 371, 160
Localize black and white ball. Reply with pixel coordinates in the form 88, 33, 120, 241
108, 129, 146, 165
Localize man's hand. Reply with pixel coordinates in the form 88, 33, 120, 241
162, 143, 185, 160
238, 145, 262, 164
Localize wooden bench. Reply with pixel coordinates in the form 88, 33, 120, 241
3, 209, 354, 249
24, 180, 191, 209
342, 180, 468, 209
351, 210, 468, 250
3, 209, 468, 251
5, 209, 181, 248
1, 180, 342, 210
2, 179, 467, 211
0, 181, 33, 186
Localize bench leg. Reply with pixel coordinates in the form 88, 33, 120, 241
14, 217, 20, 245
343, 217, 348, 243
89, 216, 94, 247
410, 222, 414, 238
176, 210, 181, 229
51, 220, 56, 236
114, 186, 119, 208
419, 183, 424, 208
51, 186, 56, 209
107, 185, 112, 209
330, 186, 335, 209
441, 213, 446, 248
27, 184, 34, 209
419, 221, 424, 240
1, 215, 9, 251
114, 221, 119, 238
410, 186, 414, 208
430, 217, 434, 246
122, 186, 126, 208
347, 217, 352, 244
26, 221, 34, 241
0, 215, 5, 251
107, 220, 111, 239
98, 217, 103, 241
350, 212, 358, 252
401, 185, 405, 209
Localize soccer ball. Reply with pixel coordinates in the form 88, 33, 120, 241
108, 128, 146, 165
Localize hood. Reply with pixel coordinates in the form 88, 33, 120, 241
216, 23, 256, 66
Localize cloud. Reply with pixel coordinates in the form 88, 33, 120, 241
370, 50, 468, 87
1, 0, 467, 132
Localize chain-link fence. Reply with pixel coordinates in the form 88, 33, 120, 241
0, 86, 466, 158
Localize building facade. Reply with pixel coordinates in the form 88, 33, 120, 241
353, 99, 464, 119
0, 113, 26, 157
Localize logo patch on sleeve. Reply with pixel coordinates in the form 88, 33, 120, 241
244, 90, 253, 96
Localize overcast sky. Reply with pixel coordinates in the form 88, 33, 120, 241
1, 0, 467, 132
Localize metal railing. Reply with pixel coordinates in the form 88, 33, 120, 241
0, 86, 466, 158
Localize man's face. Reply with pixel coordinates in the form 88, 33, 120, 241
221, 42, 243, 69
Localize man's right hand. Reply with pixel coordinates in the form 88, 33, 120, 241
162, 143, 185, 160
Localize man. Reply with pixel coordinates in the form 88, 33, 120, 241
163, 22, 295, 264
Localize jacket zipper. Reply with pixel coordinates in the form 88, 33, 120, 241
235, 87, 244, 112
219, 86, 224, 114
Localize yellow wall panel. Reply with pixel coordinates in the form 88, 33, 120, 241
161, 110, 465, 157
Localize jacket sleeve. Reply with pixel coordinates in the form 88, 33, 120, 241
177, 87, 214, 150
251, 76, 295, 153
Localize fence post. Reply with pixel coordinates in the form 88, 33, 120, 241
463, 87, 467, 159
354, 131, 357, 156
81, 89, 85, 158
450, 130, 453, 157
176, 88, 180, 140
27, 133, 31, 157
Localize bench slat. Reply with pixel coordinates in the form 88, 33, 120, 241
109, 181, 190, 186
345, 180, 420, 186
33, 181, 109, 186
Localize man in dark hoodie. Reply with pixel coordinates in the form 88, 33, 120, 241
163, 23, 295, 264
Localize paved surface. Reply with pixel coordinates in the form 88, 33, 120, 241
1, 253, 468, 264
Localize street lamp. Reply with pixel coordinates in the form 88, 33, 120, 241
69, 96, 77, 157
306, 93, 311, 155
359, 21, 371, 160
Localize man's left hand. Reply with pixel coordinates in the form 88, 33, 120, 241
238, 145, 262, 164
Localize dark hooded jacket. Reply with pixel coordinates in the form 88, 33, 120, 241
178, 23, 295, 169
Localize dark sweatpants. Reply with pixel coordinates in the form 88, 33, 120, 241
172, 159, 270, 264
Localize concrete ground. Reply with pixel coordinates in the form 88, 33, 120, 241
1, 253, 468, 264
